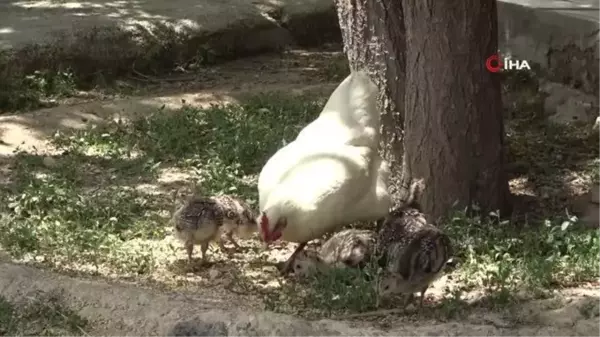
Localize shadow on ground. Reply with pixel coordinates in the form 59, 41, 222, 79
500, 70, 599, 221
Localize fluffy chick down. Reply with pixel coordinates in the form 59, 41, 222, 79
172, 194, 257, 262
376, 206, 453, 308
292, 229, 377, 278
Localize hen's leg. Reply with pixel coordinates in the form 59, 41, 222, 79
403, 293, 415, 308
418, 286, 429, 310
280, 242, 307, 274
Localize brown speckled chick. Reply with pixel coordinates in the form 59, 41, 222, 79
292, 229, 376, 278
375, 180, 453, 309
172, 192, 257, 263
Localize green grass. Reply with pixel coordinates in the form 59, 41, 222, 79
265, 260, 381, 318
446, 210, 599, 290
319, 53, 350, 82
1, 151, 166, 274
0, 93, 324, 275
0, 291, 88, 336
52, 93, 322, 174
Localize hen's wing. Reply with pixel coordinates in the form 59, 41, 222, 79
261, 143, 372, 210
258, 140, 368, 211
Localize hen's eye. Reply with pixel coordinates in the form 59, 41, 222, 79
383, 285, 389, 290
295, 264, 302, 270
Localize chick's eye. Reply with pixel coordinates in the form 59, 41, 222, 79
383, 285, 389, 290
295, 264, 302, 270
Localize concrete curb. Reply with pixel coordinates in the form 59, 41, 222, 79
0, 262, 595, 335
0, 0, 340, 87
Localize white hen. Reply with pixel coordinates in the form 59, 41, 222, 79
257, 70, 391, 273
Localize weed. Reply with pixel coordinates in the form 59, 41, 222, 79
445, 209, 599, 293
435, 287, 471, 319
0, 290, 88, 336
0, 70, 76, 112
319, 53, 350, 82
266, 262, 379, 318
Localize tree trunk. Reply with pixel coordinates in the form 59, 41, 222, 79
335, 0, 510, 220
401, 0, 510, 219
334, 0, 410, 206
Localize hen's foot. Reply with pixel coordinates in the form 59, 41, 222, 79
279, 242, 307, 275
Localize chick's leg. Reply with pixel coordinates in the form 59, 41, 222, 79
226, 231, 241, 249
217, 236, 235, 256
200, 242, 209, 263
280, 242, 307, 274
184, 241, 194, 262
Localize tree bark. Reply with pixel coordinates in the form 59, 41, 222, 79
334, 0, 409, 206
401, 0, 510, 219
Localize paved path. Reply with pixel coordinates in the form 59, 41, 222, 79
0, 0, 274, 50
0, 0, 597, 94
0, 0, 597, 51
506, 0, 599, 8
0, 0, 337, 50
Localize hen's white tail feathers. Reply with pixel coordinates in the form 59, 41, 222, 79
296, 70, 380, 149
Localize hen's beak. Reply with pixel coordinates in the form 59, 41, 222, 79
260, 231, 271, 250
